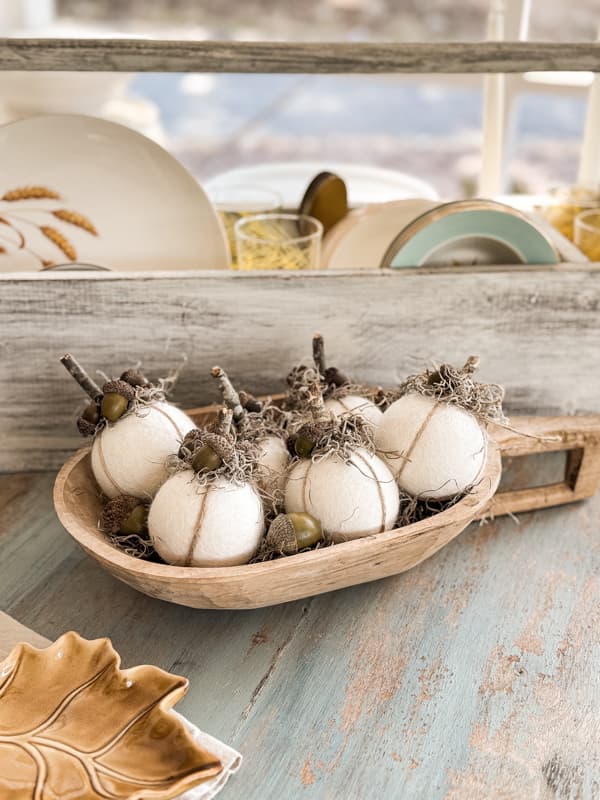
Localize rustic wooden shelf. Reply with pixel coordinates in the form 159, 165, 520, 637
2, 264, 600, 473
1, 34, 598, 472
0, 38, 598, 74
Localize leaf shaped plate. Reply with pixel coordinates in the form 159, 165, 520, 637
0, 632, 222, 799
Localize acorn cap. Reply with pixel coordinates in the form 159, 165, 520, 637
178, 429, 236, 464
239, 390, 263, 414
120, 368, 149, 388
76, 417, 97, 437
102, 379, 136, 401
265, 514, 298, 555
76, 401, 101, 437
324, 366, 350, 388
100, 495, 143, 535
287, 420, 329, 456
202, 432, 236, 462
294, 420, 329, 445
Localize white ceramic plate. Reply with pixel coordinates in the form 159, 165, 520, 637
322, 199, 437, 270
206, 162, 439, 210
0, 114, 230, 272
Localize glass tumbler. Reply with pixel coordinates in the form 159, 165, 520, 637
574, 209, 600, 261
208, 185, 282, 267
234, 213, 323, 271
539, 185, 600, 242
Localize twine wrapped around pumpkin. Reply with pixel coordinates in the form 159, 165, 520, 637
149, 407, 265, 568
61, 354, 196, 500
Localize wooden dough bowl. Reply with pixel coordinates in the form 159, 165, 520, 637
54, 407, 600, 610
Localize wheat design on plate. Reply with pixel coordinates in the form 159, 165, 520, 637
0, 632, 222, 799
0, 186, 98, 268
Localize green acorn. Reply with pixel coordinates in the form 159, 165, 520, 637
265, 512, 323, 555
291, 421, 328, 458
100, 495, 148, 536
77, 402, 101, 437
185, 431, 236, 474
101, 379, 135, 422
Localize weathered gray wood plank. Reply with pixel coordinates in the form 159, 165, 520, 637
0, 610, 48, 659
0, 473, 74, 606
1, 466, 599, 798
228, 501, 600, 799
0, 39, 598, 74
1, 266, 600, 472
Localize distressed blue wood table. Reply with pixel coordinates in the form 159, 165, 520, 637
1, 469, 598, 799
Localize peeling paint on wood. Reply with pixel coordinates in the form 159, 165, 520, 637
1, 466, 598, 797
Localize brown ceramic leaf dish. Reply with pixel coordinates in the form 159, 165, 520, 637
0, 632, 222, 799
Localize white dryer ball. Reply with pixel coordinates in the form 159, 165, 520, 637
284, 447, 399, 541
91, 401, 195, 500
324, 395, 383, 429
375, 392, 487, 500
148, 471, 264, 567
255, 435, 290, 493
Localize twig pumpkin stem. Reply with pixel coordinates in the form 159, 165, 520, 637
312, 332, 326, 376
463, 355, 480, 374
211, 366, 244, 423
215, 407, 234, 436
312, 332, 350, 389
60, 353, 102, 401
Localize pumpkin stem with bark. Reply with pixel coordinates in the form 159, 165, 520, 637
311, 332, 349, 389
211, 366, 245, 423
312, 332, 326, 376
60, 353, 102, 401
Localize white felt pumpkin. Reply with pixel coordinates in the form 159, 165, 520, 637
375, 392, 487, 500
255, 435, 290, 493
148, 471, 264, 566
91, 402, 194, 500
324, 395, 383, 429
284, 447, 399, 541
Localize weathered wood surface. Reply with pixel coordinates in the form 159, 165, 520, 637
0, 610, 49, 659
0, 39, 599, 74
1, 468, 599, 798
2, 266, 600, 472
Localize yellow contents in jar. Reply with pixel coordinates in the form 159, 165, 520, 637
234, 214, 322, 271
